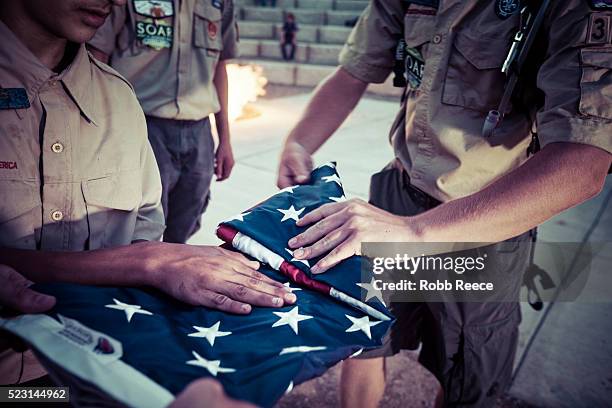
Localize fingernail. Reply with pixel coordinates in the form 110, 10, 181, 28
273, 297, 283, 306
241, 304, 251, 313
285, 293, 297, 303
288, 238, 297, 246
294, 248, 304, 258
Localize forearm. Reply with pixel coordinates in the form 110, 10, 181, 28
0, 242, 155, 286
286, 66, 368, 153
213, 60, 230, 143
412, 143, 611, 243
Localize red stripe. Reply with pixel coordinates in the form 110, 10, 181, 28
216, 224, 238, 243
280, 261, 331, 295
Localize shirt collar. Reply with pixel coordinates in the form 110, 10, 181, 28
0, 21, 99, 125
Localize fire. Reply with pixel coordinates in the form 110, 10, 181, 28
226, 63, 267, 122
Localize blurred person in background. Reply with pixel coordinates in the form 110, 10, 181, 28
280, 12, 297, 61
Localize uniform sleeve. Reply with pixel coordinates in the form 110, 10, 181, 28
220, 0, 239, 60
338, 0, 404, 83
87, 5, 128, 56
133, 134, 165, 242
535, 3, 612, 154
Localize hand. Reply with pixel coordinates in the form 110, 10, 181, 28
287, 199, 416, 273
277, 142, 313, 188
215, 141, 235, 181
169, 378, 257, 408
144, 243, 296, 314
0, 265, 56, 314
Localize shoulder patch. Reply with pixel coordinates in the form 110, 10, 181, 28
88, 52, 136, 93
588, 0, 612, 10
587, 12, 612, 44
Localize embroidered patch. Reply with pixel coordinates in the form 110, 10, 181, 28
208, 21, 218, 39
133, 0, 174, 18
0, 88, 30, 110
495, 0, 521, 20
588, 0, 612, 10
136, 19, 173, 50
587, 13, 612, 44
405, 47, 425, 90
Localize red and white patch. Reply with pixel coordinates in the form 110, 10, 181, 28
208, 21, 218, 39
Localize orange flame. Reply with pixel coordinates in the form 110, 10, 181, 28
226, 63, 267, 122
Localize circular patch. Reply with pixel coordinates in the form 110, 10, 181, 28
208, 21, 218, 39
495, 0, 521, 19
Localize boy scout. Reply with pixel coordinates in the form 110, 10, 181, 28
277, 0, 612, 407
88, 0, 239, 243
0, 0, 293, 385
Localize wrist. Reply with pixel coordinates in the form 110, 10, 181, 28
135, 241, 165, 287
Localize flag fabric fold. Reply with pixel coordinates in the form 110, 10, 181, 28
1, 162, 394, 408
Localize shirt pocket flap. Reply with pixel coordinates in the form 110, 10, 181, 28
194, 1, 222, 22
454, 31, 509, 70
404, 14, 436, 48
82, 172, 142, 212
581, 48, 612, 69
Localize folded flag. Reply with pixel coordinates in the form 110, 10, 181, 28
1, 163, 393, 408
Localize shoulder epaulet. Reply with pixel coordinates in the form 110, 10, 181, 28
88, 51, 135, 93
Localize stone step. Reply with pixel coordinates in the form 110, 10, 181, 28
334, 0, 368, 11
235, 59, 403, 98
240, 39, 344, 65
239, 6, 361, 26
238, 21, 352, 44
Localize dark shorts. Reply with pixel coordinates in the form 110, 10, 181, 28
361, 162, 530, 408
146, 116, 215, 244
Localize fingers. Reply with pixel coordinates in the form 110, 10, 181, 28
311, 238, 359, 274
276, 144, 313, 188
215, 248, 261, 271
197, 288, 253, 314
0, 265, 56, 314
225, 272, 296, 305
292, 227, 351, 261
216, 156, 234, 182
289, 212, 347, 250
295, 202, 344, 228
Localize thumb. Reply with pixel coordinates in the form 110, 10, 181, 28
288, 155, 312, 184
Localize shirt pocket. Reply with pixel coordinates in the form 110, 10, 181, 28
442, 30, 510, 113
193, 1, 223, 55
81, 171, 142, 249
579, 49, 612, 120
0, 180, 39, 248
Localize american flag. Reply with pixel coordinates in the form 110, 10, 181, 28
2, 163, 393, 407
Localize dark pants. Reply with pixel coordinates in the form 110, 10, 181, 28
281, 42, 295, 61
363, 162, 530, 408
146, 116, 214, 243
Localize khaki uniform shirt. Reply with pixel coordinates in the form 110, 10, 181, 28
0, 21, 165, 252
340, 0, 612, 202
89, 0, 239, 121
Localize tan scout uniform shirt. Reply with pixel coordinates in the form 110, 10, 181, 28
340, 1, 612, 202
89, 0, 239, 121
0, 22, 165, 251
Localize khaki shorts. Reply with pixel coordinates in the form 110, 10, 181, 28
360, 162, 530, 408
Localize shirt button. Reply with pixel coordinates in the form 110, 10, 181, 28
49, 80, 59, 87
51, 210, 64, 221
51, 142, 64, 153
432, 34, 442, 44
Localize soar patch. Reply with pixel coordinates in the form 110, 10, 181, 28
0, 88, 30, 110
405, 48, 425, 90
495, 0, 521, 19
136, 19, 173, 50
588, 0, 612, 10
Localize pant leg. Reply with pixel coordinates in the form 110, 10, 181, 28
281, 42, 288, 60
145, 116, 182, 222
163, 118, 215, 243
288, 43, 296, 60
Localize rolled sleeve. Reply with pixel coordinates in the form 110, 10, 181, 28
133, 138, 165, 242
88, 6, 127, 56
220, 0, 239, 60
536, 4, 612, 154
339, 0, 404, 84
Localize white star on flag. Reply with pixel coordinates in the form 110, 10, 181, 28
283, 281, 302, 292
186, 351, 236, 376
279, 345, 327, 355
188, 321, 232, 346
285, 381, 294, 395
317, 162, 336, 169
226, 211, 251, 222
277, 205, 305, 222
356, 277, 386, 305
329, 195, 347, 202
105, 298, 153, 323
272, 306, 313, 335
322, 174, 342, 186
285, 248, 310, 267
277, 185, 297, 194
345, 314, 382, 340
